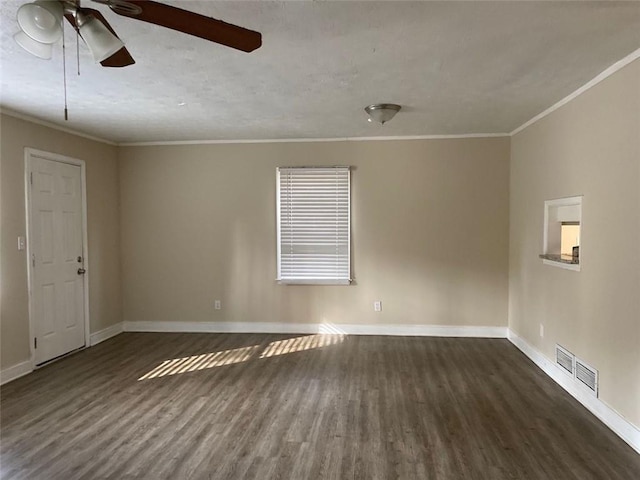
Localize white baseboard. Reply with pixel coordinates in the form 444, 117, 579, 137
90, 322, 124, 346
507, 329, 640, 454
0, 360, 33, 386
123, 321, 507, 338
1, 324, 123, 385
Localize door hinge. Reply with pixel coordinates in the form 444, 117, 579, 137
30, 172, 33, 185
32, 254, 36, 268
34, 337, 37, 349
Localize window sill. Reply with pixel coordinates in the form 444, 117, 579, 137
539, 254, 581, 272
277, 279, 352, 285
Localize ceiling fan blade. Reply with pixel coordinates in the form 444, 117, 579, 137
100, 46, 135, 68
64, 9, 135, 67
106, 0, 262, 53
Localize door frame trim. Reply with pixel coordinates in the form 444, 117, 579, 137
24, 148, 91, 368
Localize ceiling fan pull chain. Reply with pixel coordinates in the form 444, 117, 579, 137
62, 19, 68, 121
76, 25, 80, 76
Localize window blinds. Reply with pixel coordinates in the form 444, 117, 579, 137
277, 167, 351, 284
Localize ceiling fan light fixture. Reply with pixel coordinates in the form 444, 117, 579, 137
365, 103, 401, 125
17, 0, 63, 44
77, 13, 125, 63
13, 30, 53, 59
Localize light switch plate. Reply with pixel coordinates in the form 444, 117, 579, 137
17, 236, 26, 251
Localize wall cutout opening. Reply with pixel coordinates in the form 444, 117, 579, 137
540, 196, 582, 271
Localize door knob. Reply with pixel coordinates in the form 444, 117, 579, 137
77, 268, 86, 275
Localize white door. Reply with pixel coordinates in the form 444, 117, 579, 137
29, 155, 86, 365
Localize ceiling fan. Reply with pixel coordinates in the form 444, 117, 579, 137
14, 0, 262, 67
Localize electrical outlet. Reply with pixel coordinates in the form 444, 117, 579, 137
539, 324, 544, 338
214, 300, 221, 310
373, 301, 382, 312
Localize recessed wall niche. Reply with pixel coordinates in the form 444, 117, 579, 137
540, 195, 583, 271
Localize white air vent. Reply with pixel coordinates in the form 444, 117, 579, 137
575, 358, 598, 396
555, 344, 574, 375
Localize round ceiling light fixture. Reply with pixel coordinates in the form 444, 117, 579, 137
364, 104, 401, 125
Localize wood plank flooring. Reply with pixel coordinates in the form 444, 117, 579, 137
1, 333, 639, 479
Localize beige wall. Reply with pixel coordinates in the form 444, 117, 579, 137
509, 60, 640, 426
118, 138, 510, 329
0, 114, 122, 370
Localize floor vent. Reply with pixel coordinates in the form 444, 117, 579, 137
575, 358, 598, 396
555, 345, 574, 375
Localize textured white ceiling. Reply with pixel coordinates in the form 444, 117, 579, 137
1, 1, 639, 143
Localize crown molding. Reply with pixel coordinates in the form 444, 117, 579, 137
118, 133, 509, 147
0, 108, 117, 146
510, 47, 640, 136
0, 108, 507, 146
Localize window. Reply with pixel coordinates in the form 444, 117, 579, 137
276, 167, 351, 284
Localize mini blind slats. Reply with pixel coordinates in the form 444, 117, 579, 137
277, 167, 351, 284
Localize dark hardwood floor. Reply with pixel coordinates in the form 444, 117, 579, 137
1, 333, 638, 479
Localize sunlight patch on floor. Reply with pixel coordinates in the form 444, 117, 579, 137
138, 345, 260, 380
138, 334, 346, 381
259, 334, 345, 358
